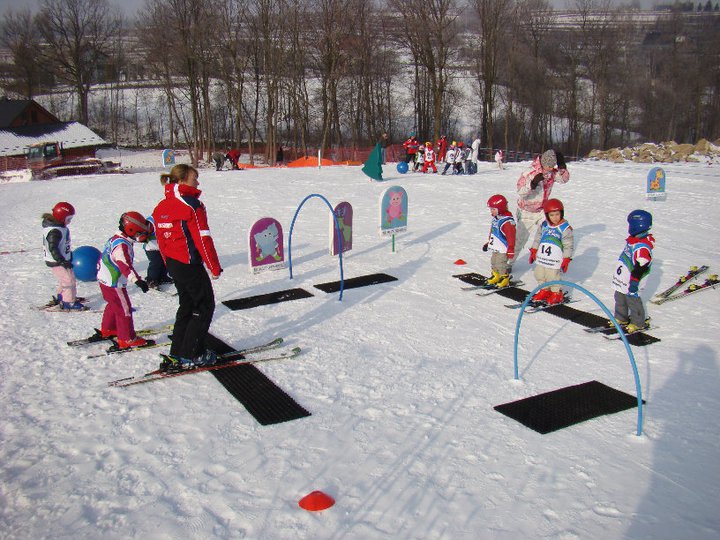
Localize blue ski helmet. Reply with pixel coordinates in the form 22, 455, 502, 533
627, 209, 652, 236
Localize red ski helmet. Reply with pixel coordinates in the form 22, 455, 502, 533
487, 194, 509, 213
119, 211, 151, 241
544, 198, 564, 220
52, 202, 75, 224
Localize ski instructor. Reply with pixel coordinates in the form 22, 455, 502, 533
509, 149, 570, 267
153, 164, 223, 370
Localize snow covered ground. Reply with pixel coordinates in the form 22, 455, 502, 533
1, 152, 719, 539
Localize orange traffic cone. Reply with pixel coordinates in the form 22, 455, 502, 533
298, 490, 335, 512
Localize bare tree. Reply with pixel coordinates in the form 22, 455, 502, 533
217, 0, 251, 150
136, 0, 220, 165
470, 0, 514, 149
36, 0, 122, 124
390, 0, 462, 141
0, 9, 44, 99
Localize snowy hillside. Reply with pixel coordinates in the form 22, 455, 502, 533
0, 154, 719, 539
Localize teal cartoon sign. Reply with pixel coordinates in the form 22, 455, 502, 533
162, 149, 175, 167
646, 167, 666, 201
379, 186, 408, 236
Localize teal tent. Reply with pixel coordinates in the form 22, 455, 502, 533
362, 143, 383, 181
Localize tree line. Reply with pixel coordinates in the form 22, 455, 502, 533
1, 0, 719, 165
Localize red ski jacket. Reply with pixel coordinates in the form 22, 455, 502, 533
152, 183, 222, 277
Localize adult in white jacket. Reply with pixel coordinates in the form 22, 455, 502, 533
509, 149, 570, 266
471, 137, 481, 174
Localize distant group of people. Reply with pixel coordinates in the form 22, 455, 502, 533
212, 149, 242, 171
399, 134, 493, 175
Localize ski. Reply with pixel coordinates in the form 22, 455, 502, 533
523, 299, 579, 313
108, 344, 297, 388
603, 326, 659, 340
463, 279, 523, 291
476, 282, 525, 296
650, 265, 709, 303
40, 303, 100, 313
67, 324, 174, 347
106, 337, 284, 384
584, 325, 619, 334
505, 296, 579, 312
86, 340, 169, 359
651, 274, 720, 305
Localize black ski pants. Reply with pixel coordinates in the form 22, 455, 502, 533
166, 258, 215, 359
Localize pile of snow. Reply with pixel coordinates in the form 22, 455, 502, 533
589, 138, 720, 164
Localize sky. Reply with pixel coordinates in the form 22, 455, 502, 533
0, 0, 145, 16
0, 0, 660, 17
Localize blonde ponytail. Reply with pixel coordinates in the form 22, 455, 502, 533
159, 163, 198, 185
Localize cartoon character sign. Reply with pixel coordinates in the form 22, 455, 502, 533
329, 201, 353, 256
379, 186, 408, 236
162, 149, 175, 167
646, 167, 667, 200
248, 217, 286, 274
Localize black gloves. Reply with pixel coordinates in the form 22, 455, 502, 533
530, 172, 543, 190
135, 279, 149, 293
482, 243, 489, 252
555, 150, 566, 170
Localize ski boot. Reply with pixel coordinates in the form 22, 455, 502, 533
117, 336, 155, 349
531, 288, 551, 304
495, 274, 511, 288
486, 270, 502, 286
545, 291, 565, 305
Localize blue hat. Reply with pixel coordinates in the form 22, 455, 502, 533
627, 210, 652, 236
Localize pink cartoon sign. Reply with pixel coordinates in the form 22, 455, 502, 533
379, 186, 408, 236
248, 217, 286, 274
329, 201, 353, 256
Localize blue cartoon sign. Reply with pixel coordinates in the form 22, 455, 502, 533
248, 217, 286, 274
379, 186, 408, 236
646, 167, 667, 201
162, 149, 175, 167
329, 201, 353, 256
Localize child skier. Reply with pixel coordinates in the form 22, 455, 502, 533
422, 142, 437, 173
611, 210, 654, 333
414, 144, 425, 172
463, 144, 473, 174
442, 142, 457, 175
454, 142, 465, 174
143, 215, 173, 289
528, 199, 574, 305
42, 201, 86, 310
97, 212, 154, 350
495, 149, 504, 170
482, 194, 516, 288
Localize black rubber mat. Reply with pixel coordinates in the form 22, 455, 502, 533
314, 273, 398, 293
494, 380, 644, 434
453, 273, 660, 346
452, 272, 487, 286
205, 333, 311, 425
222, 288, 314, 310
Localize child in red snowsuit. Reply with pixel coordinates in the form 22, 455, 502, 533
97, 212, 153, 349
422, 142, 437, 173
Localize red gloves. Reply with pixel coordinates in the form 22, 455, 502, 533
507, 249, 514, 260
529, 248, 537, 264
561, 257, 571, 273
